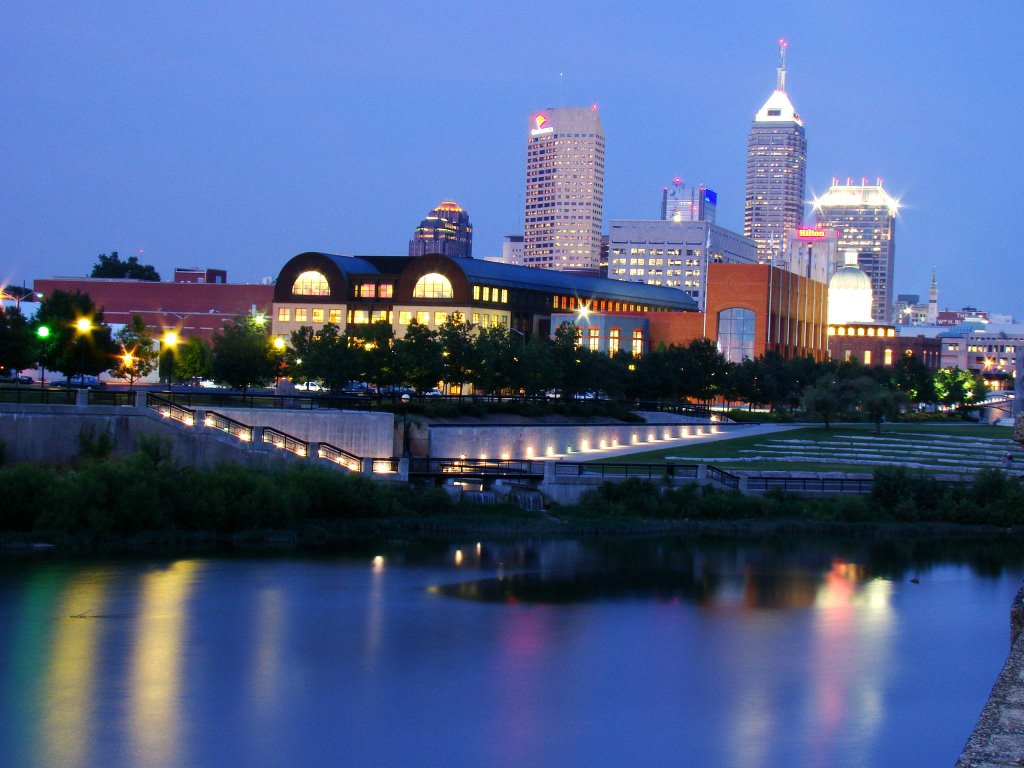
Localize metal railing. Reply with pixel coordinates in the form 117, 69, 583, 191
316, 442, 363, 471
706, 465, 740, 490
146, 392, 196, 426
160, 390, 380, 412
0, 385, 77, 405
745, 476, 874, 494
89, 389, 136, 407
555, 462, 700, 480
632, 400, 711, 417
202, 410, 254, 443
409, 457, 545, 477
261, 426, 309, 458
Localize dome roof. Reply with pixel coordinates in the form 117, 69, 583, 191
829, 265, 872, 292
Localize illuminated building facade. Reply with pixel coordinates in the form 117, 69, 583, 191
408, 201, 473, 259
606, 220, 756, 310
661, 179, 717, 224
523, 107, 605, 273
781, 227, 838, 283
271, 251, 694, 344
813, 180, 898, 324
744, 40, 807, 262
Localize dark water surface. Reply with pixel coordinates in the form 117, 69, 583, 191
0, 536, 1020, 768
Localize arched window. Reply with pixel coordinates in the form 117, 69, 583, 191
716, 307, 756, 363
291, 271, 331, 297
412, 272, 453, 299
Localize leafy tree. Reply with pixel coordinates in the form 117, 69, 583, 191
679, 338, 729, 402
346, 321, 398, 387
472, 326, 517, 395
34, 290, 116, 381
851, 377, 905, 434
292, 323, 357, 392
210, 316, 277, 391
801, 376, 847, 429
516, 333, 555, 397
394, 322, 442, 392
90, 251, 161, 281
437, 315, 476, 393
0, 306, 36, 376
933, 367, 987, 408
173, 337, 213, 382
109, 315, 157, 389
550, 322, 590, 398
890, 352, 935, 404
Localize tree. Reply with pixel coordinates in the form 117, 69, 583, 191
472, 326, 517, 395
851, 377, 905, 434
90, 251, 161, 281
33, 290, 116, 380
173, 337, 213, 382
0, 306, 36, 376
109, 315, 158, 389
437, 315, 476, 393
210, 317, 277, 391
933, 367, 987, 409
346, 321, 398, 388
291, 323, 356, 392
890, 352, 935, 405
801, 377, 845, 429
516, 334, 555, 397
679, 338, 729, 403
394, 322, 442, 393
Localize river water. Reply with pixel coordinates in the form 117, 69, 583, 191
0, 536, 1019, 768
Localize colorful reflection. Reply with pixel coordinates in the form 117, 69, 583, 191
130, 560, 202, 768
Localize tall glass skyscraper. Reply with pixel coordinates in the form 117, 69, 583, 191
408, 201, 473, 259
661, 179, 717, 224
523, 107, 605, 273
813, 180, 899, 324
744, 40, 807, 262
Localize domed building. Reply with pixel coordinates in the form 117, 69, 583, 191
408, 201, 473, 259
827, 251, 873, 325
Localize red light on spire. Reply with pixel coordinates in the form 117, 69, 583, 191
591, 103, 598, 110
779, 38, 788, 48
673, 177, 682, 185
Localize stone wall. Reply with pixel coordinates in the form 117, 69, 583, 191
427, 421, 727, 460
209, 408, 394, 458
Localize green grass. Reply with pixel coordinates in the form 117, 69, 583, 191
592, 423, 1016, 474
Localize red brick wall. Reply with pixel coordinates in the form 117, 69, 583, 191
34, 278, 274, 342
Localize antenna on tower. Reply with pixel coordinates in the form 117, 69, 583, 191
777, 39, 788, 91
558, 72, 564, 108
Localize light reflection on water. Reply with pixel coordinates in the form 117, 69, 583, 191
0, 538, 1019, 768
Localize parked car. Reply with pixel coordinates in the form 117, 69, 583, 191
295, 381, 323, 392
52, 374, 105, 388
340, 381, 374, 395
422, 388, 443, 397
379, 385, 415, 395
0, 373, 33, 385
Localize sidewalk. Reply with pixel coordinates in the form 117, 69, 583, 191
580, 423, 802, 461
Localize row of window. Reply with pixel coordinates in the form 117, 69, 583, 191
353, 283, 394, 299
278, 307, 342, 324
471, 285, 509, 303
827, 326, 897, 337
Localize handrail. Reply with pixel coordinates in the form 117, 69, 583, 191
315, 442, 363, 471
0, 385, 77, 405
89, 389, 136, 407
147, 392, 195, 426
745, 476, 873, 494
706, 465, 740, 490
408, 457, 545, 476
262, 426, 309, 458
202, 410, 254, 442
554, 462, 700, 479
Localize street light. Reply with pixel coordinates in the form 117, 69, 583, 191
35, 324, 50, 387
401, 392, 411, 456
161, 331, 179, 387
272, 336, 286, 385
72, 318, 93, 388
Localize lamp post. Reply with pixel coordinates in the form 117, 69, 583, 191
161, 331, 179, 387
401, 392, 411, 457
272, 336, 286, 385
121, 350, 137, 391
73, 318, 92, 388
36, 324, 50, 387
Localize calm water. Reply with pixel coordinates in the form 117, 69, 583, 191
0, 537, 1020, 768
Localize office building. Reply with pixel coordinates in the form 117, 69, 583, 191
607, 220, 756, 310
781, 227, 838, 283
408, 201, 473, 259
523, 107, 605, 272
661, 179, 717, 223
744, 40, 807, 261
813, 179, 899, 323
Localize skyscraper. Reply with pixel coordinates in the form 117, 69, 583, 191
408, 201, 473, 259
744, 40, 807, 262
813, 179, 899, 323
661, 179, 717, 224
523, 107, 605, 273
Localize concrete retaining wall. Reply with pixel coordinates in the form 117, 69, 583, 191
956, 582, 1024, 767
428, 421, 727, 460
210, 408, 394, 458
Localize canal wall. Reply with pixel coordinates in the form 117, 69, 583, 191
209, 407, 393, 458
956, 582, 1024, 767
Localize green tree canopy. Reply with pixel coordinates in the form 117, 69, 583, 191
173, 337, 213, 382
210, 316, 278, 391
0, 306, 36, 375
394, 322, 442, 393
90, 251, 161, 281
109, 315, 158, 388
34, 290, 116, 380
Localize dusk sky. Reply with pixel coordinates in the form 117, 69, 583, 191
3, 2, 1022, 316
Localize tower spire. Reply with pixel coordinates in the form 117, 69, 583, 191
777, 38, 788, 91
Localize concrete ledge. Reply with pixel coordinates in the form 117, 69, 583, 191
956, 583, 1024, 767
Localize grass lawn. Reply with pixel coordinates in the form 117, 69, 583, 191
592, 422, 1016, 474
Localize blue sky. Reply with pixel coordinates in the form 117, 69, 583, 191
3, 2, 1022, 316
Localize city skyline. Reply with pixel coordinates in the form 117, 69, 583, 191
2, 3, 1023, 316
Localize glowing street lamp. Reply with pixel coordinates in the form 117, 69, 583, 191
160, 331, 180, 387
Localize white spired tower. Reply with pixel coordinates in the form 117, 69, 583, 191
927, 268, 938, 324
744, 39, 808, 263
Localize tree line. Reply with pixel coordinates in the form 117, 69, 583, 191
0, 290, 990, 418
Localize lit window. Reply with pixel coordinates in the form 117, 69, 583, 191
328, 309, 342, 324
716, 307, 756, 363
379, 284, 393, 299
609, 328, 620, 355
473, 286, 480, 300
416, 311, 430, 325
311, 309, 324, 323
588, 327, 600, 351
501, 289, 508, 303
864, 350, 872, 365
399, 311, 412, 325
884, 349, 893, 365
631, 329, 644, 357
277, 307, 291, 322
434, 312, 448, 326
472, 313, 480, 324
358, 283, 376, 298
482, 286, 491, 302
413, 273, 453, 299
291, 271, 330, 296
294, 308, 308, 323
352, 310, 369, 324
371, 310, 387, 323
